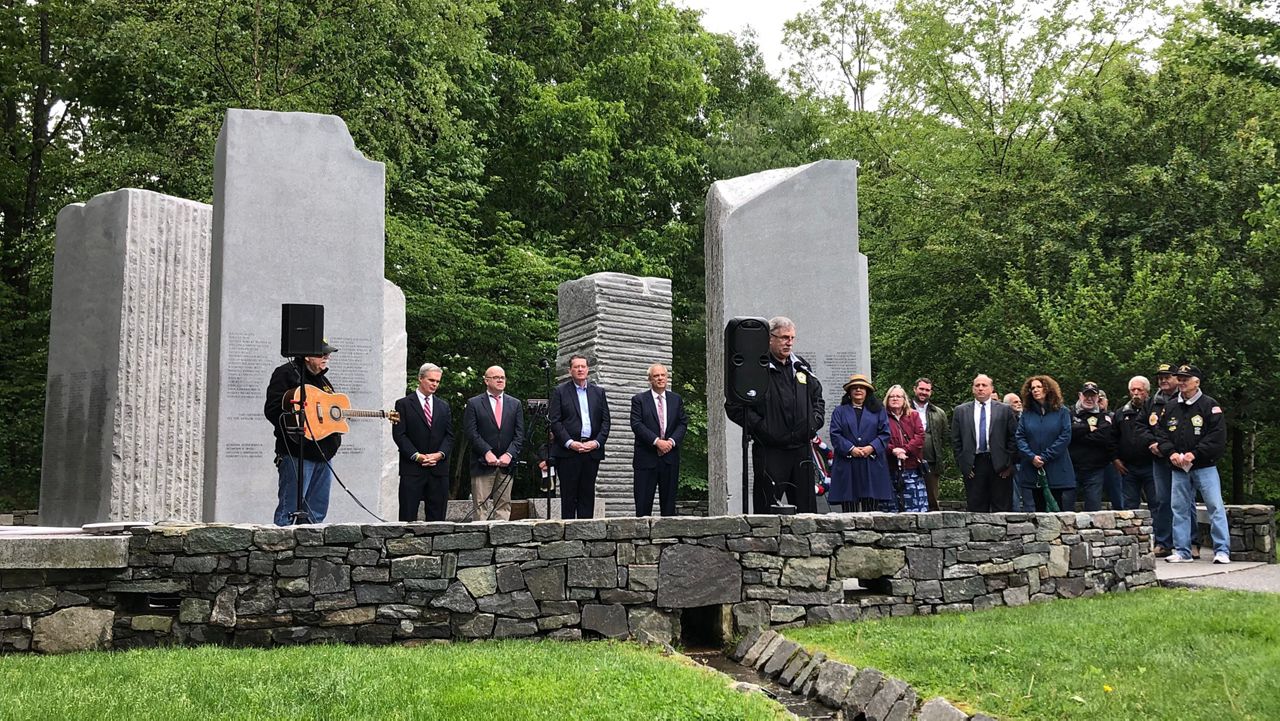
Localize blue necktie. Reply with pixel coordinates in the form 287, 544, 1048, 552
978, 402, 988, 453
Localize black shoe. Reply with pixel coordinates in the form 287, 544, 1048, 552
1191, 544, 1201, 560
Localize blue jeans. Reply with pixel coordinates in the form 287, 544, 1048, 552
1076, 468, 1105, 511
274, 455, 333, 525
1171, 465, 1229, 558
1103, 464, 1123, 509
1153, 461, 1197, 550
1120, 462, 1155, 510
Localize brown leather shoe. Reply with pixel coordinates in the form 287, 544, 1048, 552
1192, 544, 1202, 560
1153, 545, 1172, 558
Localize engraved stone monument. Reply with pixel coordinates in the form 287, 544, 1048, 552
556, 273, 673, 516
705, 160, 869, 515
204, 109, 403, 523
40, 189, 212, 526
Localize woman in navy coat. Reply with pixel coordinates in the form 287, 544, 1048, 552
1015, 375, 1076, 511
829, 374, 891, 512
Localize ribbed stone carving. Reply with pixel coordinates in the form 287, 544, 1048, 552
556, 272, 673, 516
41, 189, 212, 526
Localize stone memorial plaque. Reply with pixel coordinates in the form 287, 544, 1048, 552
705, 160, 869, 515
557, 273, 673, 516
203, 109, 400, 523
41, 189, 212, 525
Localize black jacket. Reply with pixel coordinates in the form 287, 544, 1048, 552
1142, 390, 1180, 465
1113, 401, 1152, 463
1154, 391, 1227, 468
726, 354, 825, 449
462, 393, 525, 477
1068, 404, 1117, 472
392, 393, 454, 479
549, 381, 610, 460
264, 360, 341, 462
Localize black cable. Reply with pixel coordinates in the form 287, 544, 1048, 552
460, 464, 517, 522
291, 391, 387, 523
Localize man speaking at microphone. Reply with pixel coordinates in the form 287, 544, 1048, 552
725, 316, 825, 514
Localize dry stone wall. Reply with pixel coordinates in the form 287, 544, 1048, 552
0, 511, 1158, 653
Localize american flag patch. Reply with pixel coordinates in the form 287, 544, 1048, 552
1211, 406, 1222, 414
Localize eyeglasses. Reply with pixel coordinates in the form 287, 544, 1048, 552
485, 376, 505, 380
306, 354, 331, 360
770, 333, 796, 341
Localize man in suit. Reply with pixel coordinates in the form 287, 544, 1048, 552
549, 354, 610, 519
630, 363, 689, 517
462, 365, 525, 521
392, 363, 453, 521
950, 373, 1018, 512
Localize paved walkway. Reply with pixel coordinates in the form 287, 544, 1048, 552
1155, 556, 1280, 593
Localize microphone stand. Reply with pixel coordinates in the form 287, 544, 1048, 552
288, 356, 313, 524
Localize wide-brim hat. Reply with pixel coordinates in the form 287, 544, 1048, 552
843, 373, 875, 393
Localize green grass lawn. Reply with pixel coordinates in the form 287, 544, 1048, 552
0, 640, 785, 721
787, 587, 1280, 721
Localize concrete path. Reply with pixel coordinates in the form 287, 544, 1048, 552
1156, 555, 1280, 593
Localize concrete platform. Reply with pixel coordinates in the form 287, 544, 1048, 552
1156, 555, 1280, 594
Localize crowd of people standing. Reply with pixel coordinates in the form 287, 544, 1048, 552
724, 317, 1232, 565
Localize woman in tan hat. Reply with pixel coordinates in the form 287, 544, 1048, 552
829, 374, 891, 512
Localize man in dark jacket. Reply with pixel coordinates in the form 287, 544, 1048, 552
1113, 376, 1156, 511
1069, 381, 1117, 511
549, 355, 610, 519
725, 316, 825, 514
392, 363, 454, 521
630, 363, 689, 517
462, 365, 524, 521
1156, 364, 1230, 564
912, 378, 950, 511
264, 341, 341, 525
1142, 362, 1191, 557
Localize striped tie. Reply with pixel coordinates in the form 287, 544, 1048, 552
423, 397, 432, 426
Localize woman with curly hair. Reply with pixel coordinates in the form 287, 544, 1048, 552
1016, 375, 1076, 511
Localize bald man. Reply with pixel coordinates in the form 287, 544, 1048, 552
630, 364, 689, 516
951, 374, 1018, 512
462, 366, 525, 520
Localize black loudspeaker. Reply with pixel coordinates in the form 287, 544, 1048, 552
725, 317, 770, 405
281, 303, 325, 357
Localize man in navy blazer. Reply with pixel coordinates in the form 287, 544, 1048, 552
630, 364, 689, 517
549, 354, 610, 519
462, 365, 525, 521
392, 363, 454, 521
950, 373, 1018, 512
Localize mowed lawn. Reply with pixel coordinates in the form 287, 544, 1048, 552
787, 587, 1280, 721
0, 640, 786, 721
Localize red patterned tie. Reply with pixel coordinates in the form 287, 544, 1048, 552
423, 397, 432, 426
657, 393, 666, 437
493, 395, 502, 428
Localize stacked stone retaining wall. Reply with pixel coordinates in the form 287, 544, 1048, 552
1, 511, 1156, 653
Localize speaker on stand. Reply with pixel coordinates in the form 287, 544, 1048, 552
279, 303, 326, 524
724, 317, 772, 514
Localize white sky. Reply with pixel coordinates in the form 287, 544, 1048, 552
674, 0, 798, 77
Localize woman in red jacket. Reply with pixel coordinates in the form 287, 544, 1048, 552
885, 384, 928, 512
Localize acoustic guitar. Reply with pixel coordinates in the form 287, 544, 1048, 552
283, 385, 400, 441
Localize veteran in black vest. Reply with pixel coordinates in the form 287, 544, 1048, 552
549, 354, 610, 519
391, 363, 453, 521
630, 364, 689, 517
462, 365, 525, 521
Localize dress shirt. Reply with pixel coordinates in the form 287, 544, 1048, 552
973, 399, 991, 452
652, 390, 673, 446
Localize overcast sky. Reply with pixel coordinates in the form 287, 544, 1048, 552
673, 0, 798, 76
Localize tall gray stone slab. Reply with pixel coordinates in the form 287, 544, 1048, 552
705, 160, 868, 515
557, 273, 672, 516
204, 109, 393, 523
381, 279, 408, 519
41, 189, 212, 526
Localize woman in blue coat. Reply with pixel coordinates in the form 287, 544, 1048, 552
829, 374, 891, 512
1015, 375, 1076, 511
